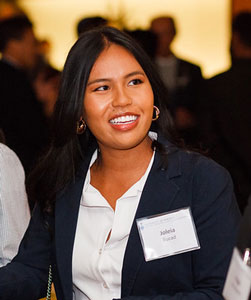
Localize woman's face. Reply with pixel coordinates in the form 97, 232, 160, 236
83, 43, 154, 152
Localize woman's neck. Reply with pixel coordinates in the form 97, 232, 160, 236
90, 136, 154, 209
93, 136, 153, 175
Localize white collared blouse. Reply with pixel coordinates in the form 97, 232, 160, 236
72, 149, 155, 300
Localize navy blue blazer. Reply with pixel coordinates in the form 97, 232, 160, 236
0, 139, 240, 300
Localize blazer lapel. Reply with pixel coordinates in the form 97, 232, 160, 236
121, 148, 181, 297
54, 153, 92, 300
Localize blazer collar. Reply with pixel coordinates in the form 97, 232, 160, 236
155, 134, 181, 179
54, 149, 93, 300
121, 142, 182, 297
54, 135, 182, 299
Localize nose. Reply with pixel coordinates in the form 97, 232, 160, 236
112, 85, 132, 107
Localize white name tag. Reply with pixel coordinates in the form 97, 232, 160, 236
136, 207, 200, 261
223, 247, 251, 300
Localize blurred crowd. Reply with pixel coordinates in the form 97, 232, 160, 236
0, 4, 250, 266
0, 4, 250, 300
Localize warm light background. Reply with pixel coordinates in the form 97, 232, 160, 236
18, 0, 231, 78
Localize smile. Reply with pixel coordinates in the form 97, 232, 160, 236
109, 115, 138, 124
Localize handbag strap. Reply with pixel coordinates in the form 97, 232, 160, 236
46, 265, 53, 300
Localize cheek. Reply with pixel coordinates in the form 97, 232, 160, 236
83, 104, 94, 126
140, 89, 154, 121
145, 87, 154, 107
83, 96, 106, 125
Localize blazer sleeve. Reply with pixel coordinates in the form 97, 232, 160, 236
0, 204, 52, 300
116, 156, 241, 300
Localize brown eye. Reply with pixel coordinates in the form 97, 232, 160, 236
94, 85, 109, 91
128, 79, 143, 86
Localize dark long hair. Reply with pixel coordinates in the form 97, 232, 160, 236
27, 26, 179, 214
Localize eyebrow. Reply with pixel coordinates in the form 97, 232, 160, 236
125, 71, 145, 78
87, 71, 146, 86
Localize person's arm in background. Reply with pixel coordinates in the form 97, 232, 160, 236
0, 143, 30, 267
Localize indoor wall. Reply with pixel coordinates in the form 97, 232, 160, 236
18, 0, 232, 78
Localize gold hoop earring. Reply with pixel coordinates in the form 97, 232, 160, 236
152, 105, 160, 121
76, 118, 86, 134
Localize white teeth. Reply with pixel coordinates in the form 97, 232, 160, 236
110, 115, 137, 124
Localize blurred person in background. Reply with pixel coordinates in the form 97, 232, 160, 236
125, 29, 157, 60
31, 38, 61, 120
201, 12, 251, 213
0, 15, 50, 175
150, 16, 203, 146
0, 2, 25, 21
76, 16, 108, 37
0, 139, 30, 267
33, 64, 61, 119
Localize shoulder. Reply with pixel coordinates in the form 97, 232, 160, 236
0, 61, 27, 96
180, 149, 227, 174
164, 145, 233, 196
0, 60, 17, 75
156, 135, 230, 183
176, 148, 230, 181
0, 143, 24, 175
177, 58, 202, 73
164, 145, 240, 223
0, 142, 19, 159
0, 60, 27, 80
207, 69, 232, 85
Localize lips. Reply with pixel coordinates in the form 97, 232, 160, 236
109, 113, 139, 131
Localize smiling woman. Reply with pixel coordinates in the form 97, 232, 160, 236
84, 45, 154, 147
0, 26, 240, 300
83, 44, 155, 209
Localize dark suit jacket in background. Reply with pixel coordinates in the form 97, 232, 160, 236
0, 138, 240, 300
156, 57, 204, 146
200, 58, 251, 213
170, 58, 203, 113
237, 195, 251, 252
173, 58, 204, 145
236, 195, 251, 300
0, 59, 49, 174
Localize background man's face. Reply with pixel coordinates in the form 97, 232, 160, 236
151, 18, 175, 56
18, 28, 38, 70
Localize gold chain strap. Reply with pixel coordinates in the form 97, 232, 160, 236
46, 265, 52, 300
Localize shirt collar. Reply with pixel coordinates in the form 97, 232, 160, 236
81, 146, 155, 207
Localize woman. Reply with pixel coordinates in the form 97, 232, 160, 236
0, 26, 240, 300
